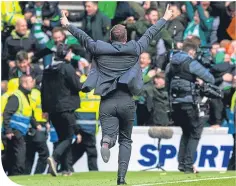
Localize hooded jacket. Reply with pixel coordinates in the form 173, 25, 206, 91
41, 61, 82, 113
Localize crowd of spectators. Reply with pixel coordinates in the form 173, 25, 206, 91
1, 1, 236, 128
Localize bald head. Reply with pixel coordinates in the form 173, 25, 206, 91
15, 18, 28, 35
20, 75, 35, 91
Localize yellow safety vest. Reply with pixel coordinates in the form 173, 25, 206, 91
8, 90, 33, 135
231, 91, 236, 112
30, 89, 47, 123
1, 1, 24, 30
1, 78, 19, 150
75, 75, 100, 135
1, 92, 12, 150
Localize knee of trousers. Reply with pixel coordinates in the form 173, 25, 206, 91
100, 135, 116, 148
118, 138, 133, 147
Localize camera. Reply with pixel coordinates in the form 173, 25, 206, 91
195, 83, 224, 99
195, 47, 213, 68
55, 43, 70, 60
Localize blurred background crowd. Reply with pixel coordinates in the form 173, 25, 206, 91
1, 0, 236, 176
1, 1, 236, 126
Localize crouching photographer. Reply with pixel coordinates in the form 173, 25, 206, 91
41, 43, 83, 176
165, 39, 215, 174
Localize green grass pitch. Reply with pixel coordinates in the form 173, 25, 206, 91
9, 171, 236, 186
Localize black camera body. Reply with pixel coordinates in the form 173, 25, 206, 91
195, 47, 213, 68
195, 83, 224, 99
55, 43, 70, 60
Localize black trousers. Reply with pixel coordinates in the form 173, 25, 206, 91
5, 134, 26, 176
71, 132, 98, 171
99, 89, 135, 178
49, 111, 76, 171
227, 134, 236, 170
172, 103, 203, 171
136, 103, 150, 126
24, 134, 49, 175
209, 98, 224, 125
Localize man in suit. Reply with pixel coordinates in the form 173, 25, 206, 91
61, 5, 173, 185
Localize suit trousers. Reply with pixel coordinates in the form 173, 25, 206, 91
172, 103, 203, 172
99, 88, 135, 178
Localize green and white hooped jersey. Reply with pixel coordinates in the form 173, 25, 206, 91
33, 6, 49, 44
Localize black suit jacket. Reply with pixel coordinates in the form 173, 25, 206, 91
67, 18, 167, 96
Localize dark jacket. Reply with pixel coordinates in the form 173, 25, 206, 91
3, 30, 39, 62
165, 51, 215, 103
68, 10, 111, 42
165, 15, 186, 42
41, 61, 82, 113
210, 2, 232, 41
67, 18, 167, 97
210, 63, 236, 85
8, 64, 43, 85
144, 85, 170, 126
3, 86, 38, 137
113, 2, 136, 25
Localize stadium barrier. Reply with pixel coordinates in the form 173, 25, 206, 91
31, 127, 233, 173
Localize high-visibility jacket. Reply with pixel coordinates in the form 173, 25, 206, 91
75, 75, 100, 135
1, 79, 19, 150
1, 1, 24, 30
1, 78, 20, 124
1, 92, 12, 150
30, 89, 47, 123
7, 78, 19, 94
228, 91, 236, 134
8, 90, 33, 136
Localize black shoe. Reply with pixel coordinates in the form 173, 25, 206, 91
178, 165, 185, 172
47, 157, 58, 176
101, 143, 110, 163
184, 165, 200, 174
117, 177, 127, 185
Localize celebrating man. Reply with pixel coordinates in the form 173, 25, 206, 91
61, 5, 172, 185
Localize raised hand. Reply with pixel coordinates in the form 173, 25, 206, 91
163, 4, 173, 21
60, 10, 70, 28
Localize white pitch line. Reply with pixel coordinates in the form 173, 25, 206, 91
132, 176, 236, 186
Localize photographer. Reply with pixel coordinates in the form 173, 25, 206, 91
41, 43, 83, 176
165, 39, 215, 173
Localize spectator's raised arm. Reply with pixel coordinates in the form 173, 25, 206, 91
61, 11, 97, 55
135, 4, 172, 55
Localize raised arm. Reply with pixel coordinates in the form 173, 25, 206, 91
60, 11, 97, 55
135, 4, 173, 55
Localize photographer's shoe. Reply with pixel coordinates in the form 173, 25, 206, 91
117, 177, 127, 185
47, 157, 58, 176
62, 171, 73, 176
178, 165, 185, 172
101, 142, 110, 163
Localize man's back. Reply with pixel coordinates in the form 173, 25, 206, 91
93, 40, 141, 95
66, 18, 167, 96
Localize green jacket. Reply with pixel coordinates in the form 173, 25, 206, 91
126, 18, 173, 56
98, 1, 117, 19
184, 2, 213, 46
